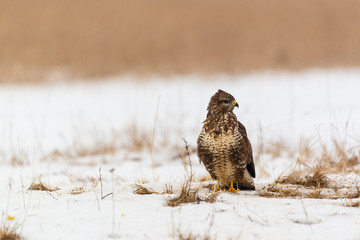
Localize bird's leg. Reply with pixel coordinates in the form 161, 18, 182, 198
227, 180, 239, 193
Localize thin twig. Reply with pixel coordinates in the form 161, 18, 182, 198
101, 192, 113, 200
182, 138, 193, 191
46, 191, 58, 200
99, 167, 114, 200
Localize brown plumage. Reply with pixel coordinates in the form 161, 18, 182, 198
197, 89, 255, 190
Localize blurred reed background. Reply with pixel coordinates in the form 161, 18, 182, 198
1, 0, 360, 82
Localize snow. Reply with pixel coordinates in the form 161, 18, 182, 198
1, 69, 360, 239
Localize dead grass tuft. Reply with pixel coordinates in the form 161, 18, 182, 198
0, 225, 21, 240
9, 153, 29, 166
166, 182, 201, 207
132, 184, 157, 195
177, 232, 198, 240
344, 185, 360, 199
325, 149, 360, 174
132, 183, 177, 195
203, 191, 221, 204
167, 139, 219, 206
69, 186, 86, 195
320, 132, 360, 174
177, 232, 213, 240
275, 162, 330, 188
166, 182, 219, 207
259, 155, 360, 199
28, 179, 59, 192
73, 142, 118, 158
344, 201, 360, 208
259, 184, 301, 198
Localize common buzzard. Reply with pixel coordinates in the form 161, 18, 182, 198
197, 90, 255, 191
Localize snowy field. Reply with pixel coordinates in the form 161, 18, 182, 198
1, 69, 360, 239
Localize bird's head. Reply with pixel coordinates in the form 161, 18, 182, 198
207, 89, 239, 113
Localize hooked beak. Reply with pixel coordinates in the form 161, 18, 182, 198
232, 100, 239, 108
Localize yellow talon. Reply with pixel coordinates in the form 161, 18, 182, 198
227, 180, 239, 193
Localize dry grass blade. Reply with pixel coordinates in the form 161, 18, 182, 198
132, 184, 157, 195
28, 180, 59, 192
163, 184, 174, 194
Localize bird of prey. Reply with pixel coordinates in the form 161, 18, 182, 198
197, 89, 255, 192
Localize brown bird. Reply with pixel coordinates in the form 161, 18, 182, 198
197, 90, 255, 192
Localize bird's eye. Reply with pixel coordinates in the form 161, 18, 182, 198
222, 100, 229, 104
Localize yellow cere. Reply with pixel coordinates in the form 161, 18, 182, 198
7, 216, 15, 221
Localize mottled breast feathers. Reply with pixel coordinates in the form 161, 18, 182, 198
197, 89, 255, 190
